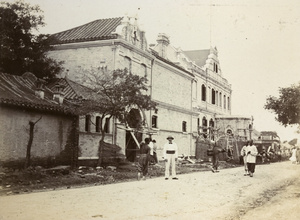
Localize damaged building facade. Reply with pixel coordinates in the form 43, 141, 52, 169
48, 15, 252, 162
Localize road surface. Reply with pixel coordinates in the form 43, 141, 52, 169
0, 161, 299, 220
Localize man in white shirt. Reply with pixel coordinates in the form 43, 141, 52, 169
163, 136, 178, 180
246, 140, 258, 177
148, 139, 155, 164
240, 141, 250, 176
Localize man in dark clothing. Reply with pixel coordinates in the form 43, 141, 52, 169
137, 138, 151, 180
211, 140, 225, 173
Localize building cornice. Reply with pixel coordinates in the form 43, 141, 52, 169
52, 39, 155, 60
215, 115, 252, 120
195, 72, 231, 93
154, 100, 197, 115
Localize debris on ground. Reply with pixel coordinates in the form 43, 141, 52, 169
0, 160, 241, 196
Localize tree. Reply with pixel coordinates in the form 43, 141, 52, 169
76, 68, 157, 166
25, 116, 42, 169
265, 82, 300, 131
0, 0, 63, 80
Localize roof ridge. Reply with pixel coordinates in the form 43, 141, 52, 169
66, 78, 94, 91
183, 49, 210, 52
53, 17, 123, 36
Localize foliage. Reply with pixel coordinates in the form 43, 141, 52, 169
75, 68, 157, 165
265, 82, 300, 130
77, 68, 157, 123
0, 0, 63, 80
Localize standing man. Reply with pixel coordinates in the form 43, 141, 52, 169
148, 138, 155, 165
246, 140, 258, 177
137, 138, 151, 180
240, 141, 250, 176
211, 140, 225, 173
152, 139, 158, 164
163, 136, 178, 180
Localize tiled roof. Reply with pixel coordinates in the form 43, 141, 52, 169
47, 78, 96, 100
52, 17, 123, 44
0, 72, 75, 114
183, 50, 210, 67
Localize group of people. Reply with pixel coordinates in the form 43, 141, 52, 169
137, 136, 179, 181
138, 136, 263, 180
137, 137, 158, 180
240, 140, 258, 177
210, 139, 258, 177
289, 146, 300, 164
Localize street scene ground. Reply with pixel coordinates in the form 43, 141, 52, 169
0, 161, 299, 220
0, 159, 238, 196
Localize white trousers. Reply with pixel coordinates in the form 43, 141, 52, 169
165, 153, 176, 178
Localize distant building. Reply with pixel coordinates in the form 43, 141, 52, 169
256, 131, 280, 152
214, 115, 254, 140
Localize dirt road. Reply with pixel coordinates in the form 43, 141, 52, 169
0, 161, 299, 220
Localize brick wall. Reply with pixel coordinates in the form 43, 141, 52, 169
0, 106, 73, 164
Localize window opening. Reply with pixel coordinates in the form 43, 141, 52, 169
96, 116, 101, 132
152, 115, 158, 128
85, 115, 91, 132
202, 84, 206, 101
182, 121, 187, 132
104, 118, 110, 133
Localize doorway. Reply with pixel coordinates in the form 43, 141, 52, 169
125, 108, 143, 162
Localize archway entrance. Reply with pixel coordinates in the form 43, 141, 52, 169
125, 108, 143, 162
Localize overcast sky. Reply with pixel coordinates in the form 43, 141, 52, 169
10, 0, 300, 141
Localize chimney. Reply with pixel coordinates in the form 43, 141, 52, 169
35, 78, 46, 99
35, 89, 44, 99
53, 83, 65, 105
156, 33, 170, 46
156, 33, 170, 58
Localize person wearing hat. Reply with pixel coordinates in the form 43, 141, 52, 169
163, 136, 178, 180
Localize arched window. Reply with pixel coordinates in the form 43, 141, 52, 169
85, 115, 91, 132
219, 92, 222, 107
224, 95, 226, 109
152, 115, 158, 128
95, 116, 101, 132
182, 121, 187, 132
216, 64, 218, 73
104, 118, 110, 133
124, 56, 131, 72
209, 119, 214, 127
209, 119, 215, 139
141, 63, 147, 77
211, 89, 215, 104
192, 80, 197, 100
202, 117, 208, 134
201, 84, 206, 101
249, 124, 253, 130
227, 97, 230, 110
226, 129, 233, 136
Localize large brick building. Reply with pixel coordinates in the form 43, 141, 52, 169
48, 15, 236, 161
